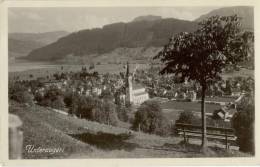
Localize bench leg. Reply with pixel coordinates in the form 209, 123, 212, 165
225, 133, 228, 150
183, 129, 187, 144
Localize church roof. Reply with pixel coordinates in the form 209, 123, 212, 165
132, 83, 145, 90
134, 91, 149, 96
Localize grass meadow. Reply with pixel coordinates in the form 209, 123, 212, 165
9, 101, 250, 158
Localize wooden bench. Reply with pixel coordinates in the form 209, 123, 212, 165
175, 123, 237, 150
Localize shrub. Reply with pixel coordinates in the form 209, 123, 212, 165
44, 86, 63, 101
232, 93, 254, 154
41, 98, 52, 107
34, 91, 44, 104
68, 95, 80, 115
175, 111, 200, 125
9, 83, 34, 104
132, 100, 170, 136
50, 96, 65, 110
93, 100, 118, 126
116, 105, 129, 122
100, 89, 113, 99
63, 91, 73, 108
69, 95, 118, 126
73, 96, 96, 119
14, 91, 34, 104
40, 86, 65, 109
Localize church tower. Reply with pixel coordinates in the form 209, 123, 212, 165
125, 62, 133, 106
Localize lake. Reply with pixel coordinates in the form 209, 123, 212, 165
8, 59, 150, 81
9, 59, 63, 72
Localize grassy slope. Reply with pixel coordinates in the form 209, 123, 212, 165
9, 102, 93, 159
9, 101, 250, 159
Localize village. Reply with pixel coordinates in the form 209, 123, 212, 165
7, 7, 255, 159
9, 60, 254, 122
8, 60, 254, 159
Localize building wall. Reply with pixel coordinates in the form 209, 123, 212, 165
133, 93, 149, 105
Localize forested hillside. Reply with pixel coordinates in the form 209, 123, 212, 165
25, 17, 198, 61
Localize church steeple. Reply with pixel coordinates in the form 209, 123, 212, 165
125, 61, 131, 87
126, 62, 130, 77
125, 62, 133, 106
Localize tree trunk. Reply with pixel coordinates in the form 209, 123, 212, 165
201, 84, 207, 151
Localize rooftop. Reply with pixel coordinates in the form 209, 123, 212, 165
132, 83, 145, 90
133, 91, 148, 96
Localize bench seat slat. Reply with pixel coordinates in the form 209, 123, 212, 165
175, 123, 234, 132
178, 131, 236, 141
177, 129, 236, 138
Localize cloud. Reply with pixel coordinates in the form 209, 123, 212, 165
159, 8, 195, 20
23, 12, 43, 21
8, 7, 219, 33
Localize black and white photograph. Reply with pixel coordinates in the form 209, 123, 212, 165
4, 1, 256, 162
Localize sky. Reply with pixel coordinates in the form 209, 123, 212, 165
8, 7, 220, 33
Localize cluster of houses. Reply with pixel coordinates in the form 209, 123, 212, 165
32, 63, 150, 107
137, 67, 247, 100
31, 64, 247, 107
18, 62, 252, 123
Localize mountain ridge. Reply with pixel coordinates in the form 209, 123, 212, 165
13, 6, 254, 62
195, 6, 253, 30
9, 31, 69, 58
24, 17, 198, 61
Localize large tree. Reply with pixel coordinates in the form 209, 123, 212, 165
154, 15, 253, 150
232, 92, 254, 153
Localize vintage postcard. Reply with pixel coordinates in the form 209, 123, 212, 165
0, 0, 259, 166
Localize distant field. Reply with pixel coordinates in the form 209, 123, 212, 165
205, 97, 236, 102
9, 59, 253, 81
161, 100, 220, 113
160, 100, 221, 124
222, 68, 254, 79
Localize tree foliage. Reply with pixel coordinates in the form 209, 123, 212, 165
69, 95, 118, 126
93, 100, 118, 126
132, 100, 170, 136
155, 15, 250, 85
154, 15, 253, 148
175, 111, 200, 125
39, 86, 65, 109
116, 105, 129, 122
9, 83, 34, 104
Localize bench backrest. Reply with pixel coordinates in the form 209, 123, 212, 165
175, 123, 234, 134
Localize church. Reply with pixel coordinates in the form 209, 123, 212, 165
125, 62, 149, 106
